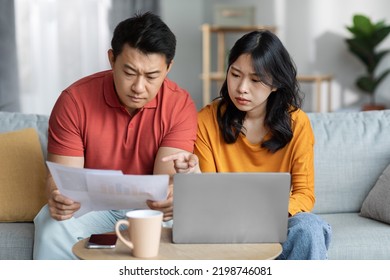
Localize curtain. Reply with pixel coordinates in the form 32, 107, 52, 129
13, 0, 160, 115
0, 0, 20, 111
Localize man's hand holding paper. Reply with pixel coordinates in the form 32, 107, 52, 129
46, 162, 169, 218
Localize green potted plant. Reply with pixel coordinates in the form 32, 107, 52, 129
345, 14, 390, 110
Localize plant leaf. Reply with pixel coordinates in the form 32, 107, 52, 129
346, 38, 375, 72
353, 14, 373, 36
372, 26, 390, 46
373, 50, 390, 67
374, 20, 386, 29
347, 14, 390, 97
356, 76, 376, 93
376, 69, 390, 85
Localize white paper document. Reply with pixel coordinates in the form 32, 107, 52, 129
46, 161, 169, 217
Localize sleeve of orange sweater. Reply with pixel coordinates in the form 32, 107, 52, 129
194, 104, 218, 172
287, 111, 315, 216
195, 103, 315, 216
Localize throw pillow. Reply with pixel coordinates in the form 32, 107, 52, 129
360, 164, 390, 224
0, 128, 47, 222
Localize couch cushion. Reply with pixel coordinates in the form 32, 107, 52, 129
0, 111, 49, 159
0, 128, 47, 222
360, 164, 390, 224
0, 223, 34, 260
308, 110, 390, 214
319, 213, 390, 259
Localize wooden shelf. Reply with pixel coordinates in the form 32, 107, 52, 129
206, 25, 277, 33
199, 71, 334, 112
200, 72, 225, 80
297, 74, 333, 112
201, 24, 277, 106
200, 24, 333, 112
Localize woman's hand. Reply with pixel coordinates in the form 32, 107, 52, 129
161, 152, 201, 174
149, 152, 201, 221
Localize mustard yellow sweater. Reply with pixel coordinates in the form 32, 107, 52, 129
195, 101, 315, 216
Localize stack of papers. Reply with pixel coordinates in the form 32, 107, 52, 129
46, 162, 169, 217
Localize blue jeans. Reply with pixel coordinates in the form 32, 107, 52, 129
34, 205, 331, 260
33, 205, 171, 260
276, 212, 332, 260
33, 205, 129, 260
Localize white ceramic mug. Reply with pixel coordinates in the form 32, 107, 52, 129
115, 209, 163, 258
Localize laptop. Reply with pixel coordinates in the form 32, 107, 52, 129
172, 172, 291, 244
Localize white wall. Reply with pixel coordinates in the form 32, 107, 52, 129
15, 0, 112, 115
282, 0, 390, 111
13, 0, 390, 114
163, 0, 390, 112
160, 0, 204, 107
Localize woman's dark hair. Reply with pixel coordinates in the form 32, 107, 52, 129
217, 30, 302, 153
111, 12, 176, 66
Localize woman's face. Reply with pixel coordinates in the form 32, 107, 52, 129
227, 54, 276, 117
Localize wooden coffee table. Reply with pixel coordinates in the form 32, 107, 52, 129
72, 227, 282, 260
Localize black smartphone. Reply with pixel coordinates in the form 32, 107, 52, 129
85, 233, 118, 249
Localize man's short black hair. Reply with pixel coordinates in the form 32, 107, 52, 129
111, 12, 176, 65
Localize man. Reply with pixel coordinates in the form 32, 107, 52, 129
33, 12, 197, 259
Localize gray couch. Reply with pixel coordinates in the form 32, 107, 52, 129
311, 110, 390, 259
1, 110, 390, 259
0, 111, 48, 260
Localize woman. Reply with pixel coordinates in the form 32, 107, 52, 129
163, 30, 331, 260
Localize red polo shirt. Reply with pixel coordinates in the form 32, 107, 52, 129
48, 70, 197, 174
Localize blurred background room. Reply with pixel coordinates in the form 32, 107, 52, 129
1, 0, 390, 115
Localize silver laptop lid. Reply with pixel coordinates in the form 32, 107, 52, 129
172, 172, 290, 244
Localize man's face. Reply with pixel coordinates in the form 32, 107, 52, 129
108, 44, 172, 114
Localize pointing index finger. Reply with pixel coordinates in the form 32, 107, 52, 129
161, 154, 182, 162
